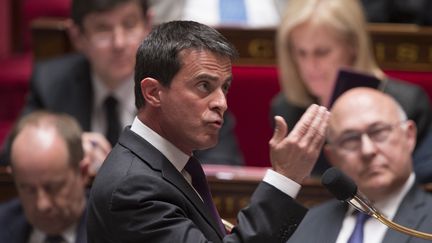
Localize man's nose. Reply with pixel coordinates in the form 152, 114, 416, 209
210, 88, 228, 113
360, 134, 378, 159
36, 189, 53, 212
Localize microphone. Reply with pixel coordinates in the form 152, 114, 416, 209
322, 167, 432, 240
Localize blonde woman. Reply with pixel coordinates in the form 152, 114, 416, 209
271, 0, 432, 175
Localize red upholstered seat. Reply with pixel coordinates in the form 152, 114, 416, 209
228, 65, 280, 167
0, 0, 70, 149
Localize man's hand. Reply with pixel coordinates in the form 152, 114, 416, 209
269, 104, 330, 183
82, 132, 112, 176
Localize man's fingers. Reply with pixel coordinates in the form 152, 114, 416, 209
270, 116, 288, 146
289, 104, 320, 141
300, 106, 330, 147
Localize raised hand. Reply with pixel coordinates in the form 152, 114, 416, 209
269, 104, 330, 183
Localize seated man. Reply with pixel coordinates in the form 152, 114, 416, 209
287, 87, 432, 243
0, 111, 90, 242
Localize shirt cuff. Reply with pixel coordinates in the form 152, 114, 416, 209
263, 169, 301, 198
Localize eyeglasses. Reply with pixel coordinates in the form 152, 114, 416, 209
329, 121, 406, 152
84, 21, 145, 48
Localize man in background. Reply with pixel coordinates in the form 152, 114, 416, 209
1, 0, 243, 167
287, 87, 432, 243
0, 111, 90, 243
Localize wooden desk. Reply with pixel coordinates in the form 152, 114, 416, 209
204, 165, 332, 223
0, 167, 15, 202
0, 165, 332, 223
31, 18, 432, 71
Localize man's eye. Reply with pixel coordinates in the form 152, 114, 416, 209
222, 83, 230, 94
197, 82, 210, 91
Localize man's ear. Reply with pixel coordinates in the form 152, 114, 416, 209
67, 19, 85, 52
143, 11, 153, 35
79, 157, 91, 186
141, 77, 162, 107
404, 120, 417, 154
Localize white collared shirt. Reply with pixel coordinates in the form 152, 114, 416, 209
28, 223, 77, 243
130, 117, 301, 199
183, 0, 280, 27
91, 74, 136, 134
335, 173, 416, 243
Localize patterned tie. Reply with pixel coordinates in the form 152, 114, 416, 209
185, 156, 226, 235
219, 0, 247, 25
104, 95, 120, 146
44, 235, 66, 243
347, 212, 370, 243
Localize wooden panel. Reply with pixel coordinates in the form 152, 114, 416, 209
204, 165, 332, 223
0, 167, 15, 202
0, 165, 332, 223
31, 19, 432, 71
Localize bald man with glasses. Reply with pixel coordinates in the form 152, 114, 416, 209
287, 87, 432, 243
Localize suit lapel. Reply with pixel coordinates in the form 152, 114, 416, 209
382, 185, 426, 243
327, 201, 349, 242
118, 128, 224, 239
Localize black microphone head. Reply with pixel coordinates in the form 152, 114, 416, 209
321, 167, 357, 201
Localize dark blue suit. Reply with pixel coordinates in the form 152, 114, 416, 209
0, 198, 87, 243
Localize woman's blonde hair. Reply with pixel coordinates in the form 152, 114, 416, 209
276, 0, 385, 106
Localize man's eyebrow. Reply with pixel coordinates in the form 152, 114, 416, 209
194, 73, 219, 81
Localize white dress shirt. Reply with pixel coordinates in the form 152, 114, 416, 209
130, 117, 301, 199
183, 0, 281, 27
28, 223, 77, 243
335, 173, 415, 243
91, 74, 136, 135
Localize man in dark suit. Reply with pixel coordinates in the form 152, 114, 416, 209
287, 87, 432, 243
1, 0, 244, 167
86, 20, 330, 242
0, 111, 90, 243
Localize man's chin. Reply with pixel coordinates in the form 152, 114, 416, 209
197, 137, 219, 150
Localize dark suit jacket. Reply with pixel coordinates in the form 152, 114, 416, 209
286, 184, 432, 243
0, 198, 87, 243
271, 78, 432, 174
0, 54, 243, 165
87, 127, 307, 242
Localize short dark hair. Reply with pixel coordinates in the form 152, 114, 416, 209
9, 111, 84, 170
71, 0, 149, 27
134, 20, 238, 109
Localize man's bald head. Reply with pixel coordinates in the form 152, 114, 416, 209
324, 87, 416, 202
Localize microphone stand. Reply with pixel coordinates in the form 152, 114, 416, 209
348, 192, 432, 240
322, 167, 432, 240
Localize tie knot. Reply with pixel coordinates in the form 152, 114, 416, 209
355, 212, 370, 224
45, 235, 66, 243
185, 156, 201, 175
104, 95, 118, 108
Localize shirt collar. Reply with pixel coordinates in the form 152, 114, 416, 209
347, 172, 415, 219
91, 73, 134, 110
373, 172, 415, 219
130, 117, 190, 172
31, 223, 77, 243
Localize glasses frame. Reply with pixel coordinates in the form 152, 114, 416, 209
328, 120, 407, 153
